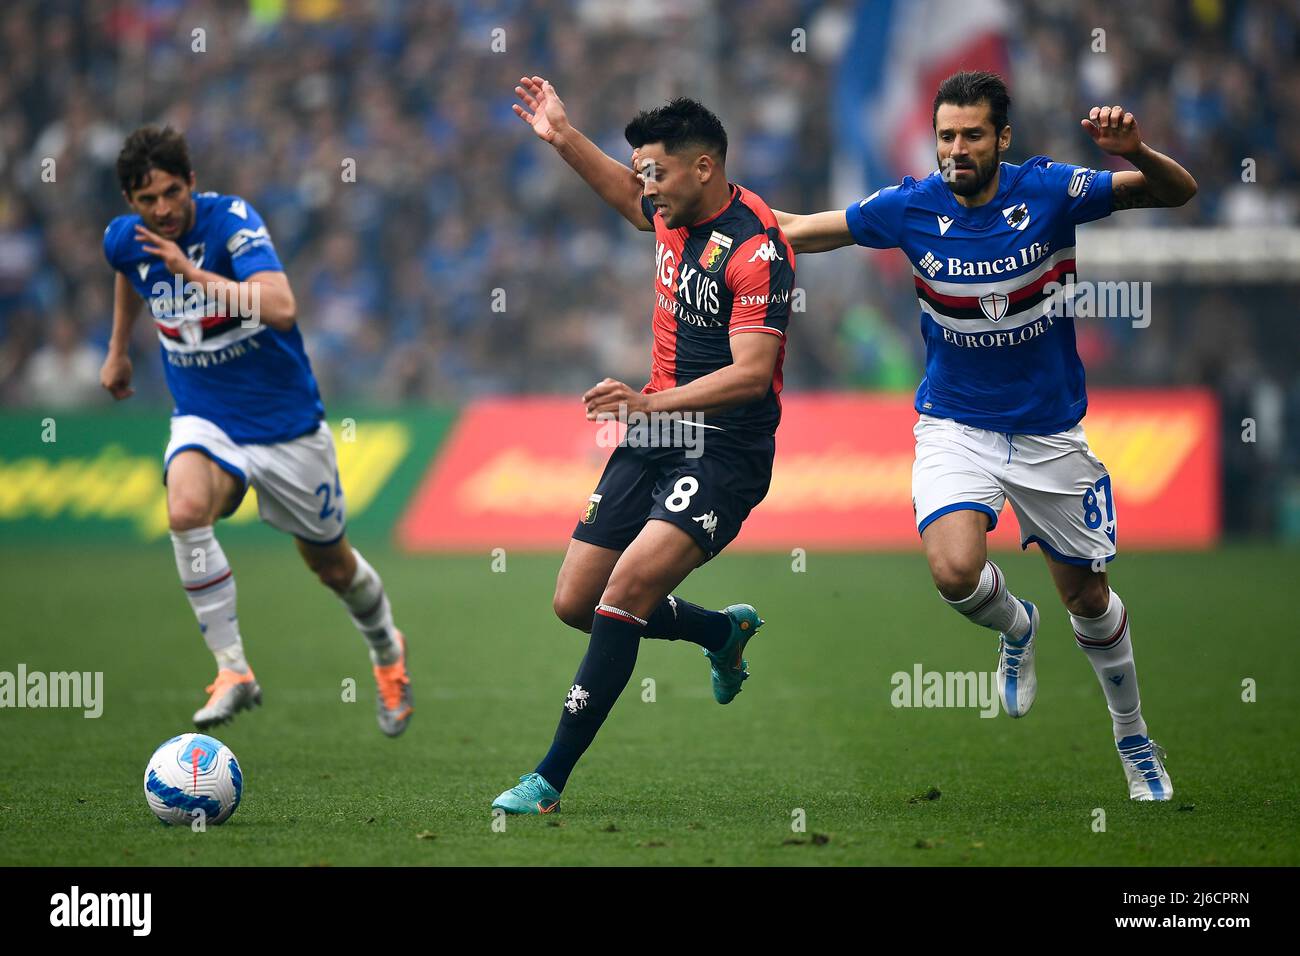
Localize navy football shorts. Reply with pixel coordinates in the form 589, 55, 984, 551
571, 423, 775, 562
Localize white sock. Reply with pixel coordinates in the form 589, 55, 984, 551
171, 525, 247, 673
1071, 588, 1146, 740
339, 549, 399, 665
944, 561, 1030, 640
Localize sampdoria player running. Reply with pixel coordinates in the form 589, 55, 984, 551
775, 72, 1196, 800
99, 126, 413, 735
492, 79, 795, 813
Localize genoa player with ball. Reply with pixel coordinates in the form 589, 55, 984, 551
775, 72, 1197, 800
100, 127, 414, 737
492, 79, 795, 813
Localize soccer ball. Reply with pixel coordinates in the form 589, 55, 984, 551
143, 733, 243, 826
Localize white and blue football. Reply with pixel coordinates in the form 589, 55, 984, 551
143, 733, 243, 826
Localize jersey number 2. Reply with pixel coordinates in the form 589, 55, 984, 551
315, 469, 344, 523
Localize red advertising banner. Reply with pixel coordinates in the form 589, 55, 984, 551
397, 391, 1219, 552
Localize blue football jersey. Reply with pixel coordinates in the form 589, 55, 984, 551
103, 192, 324, 444
846, 156, 1113, 434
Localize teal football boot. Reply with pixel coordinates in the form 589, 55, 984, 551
704, 604, 764, 704
491, 772, 561, 815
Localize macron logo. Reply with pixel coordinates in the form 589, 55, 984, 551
937, 215, 954, 236
228, 199, 247, 220
226, 226, 270, 257
50, 886, 151, 936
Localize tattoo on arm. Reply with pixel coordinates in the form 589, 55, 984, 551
1112, 179, 1160, 211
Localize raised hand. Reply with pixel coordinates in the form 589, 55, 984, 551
583, 377, 647, 419
135, 224, 190, 276
1081, 105, 1142, 158
630, 147, 657, 185
513, 76, 569, 144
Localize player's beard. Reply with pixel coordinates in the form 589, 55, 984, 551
660, 199, 690, 230
945, 148, 1000, 198
152, 201, 194, 239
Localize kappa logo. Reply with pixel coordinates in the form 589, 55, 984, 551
918, 250, 943, 278
1002, 202, 1031, 231
936, 215, 954, 236
979, 291, 1010, 323
564, 683, 590, 714
692, 510, 718, 538
747, 239, 784, 263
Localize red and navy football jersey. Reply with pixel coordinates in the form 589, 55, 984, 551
639, 183, 795, 435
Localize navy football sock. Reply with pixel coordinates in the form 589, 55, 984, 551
643, 594, 730, 652
535, 605, 644, 793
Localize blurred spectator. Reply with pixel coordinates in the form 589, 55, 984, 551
21, 315, 105, 408
0, 0, 1295, 534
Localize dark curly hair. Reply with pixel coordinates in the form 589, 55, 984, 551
932, 71, 1011, 133
116, 125, 193, 195
625, 97, 728, 160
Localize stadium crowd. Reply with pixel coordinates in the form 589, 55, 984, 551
0, 0, 1295, 533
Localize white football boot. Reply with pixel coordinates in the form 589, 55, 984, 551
1117, 734, 1173, 801
996, 599, 1038, 717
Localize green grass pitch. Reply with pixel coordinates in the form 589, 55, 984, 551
1, 541, 1296, 866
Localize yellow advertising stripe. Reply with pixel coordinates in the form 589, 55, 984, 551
460, 449, 606, 513
337, 421, 411, 512
0, 447, 159, 521
0, 420, 411, 539
765, 452, 913, 509
200, 421, 412, 532
1082, 414, 1199, 505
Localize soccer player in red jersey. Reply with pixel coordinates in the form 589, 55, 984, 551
491, 77, 795, 813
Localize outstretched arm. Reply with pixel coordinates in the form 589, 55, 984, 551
771, 208, 855, 254
1082, 105, 1197, 210
514, 76, 651, 231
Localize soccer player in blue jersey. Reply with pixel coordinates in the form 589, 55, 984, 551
99, 126, 413, 735
775, 72, 1196, 800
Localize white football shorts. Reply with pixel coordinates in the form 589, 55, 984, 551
912, 414, 1116, 567
163, 415, 346, 545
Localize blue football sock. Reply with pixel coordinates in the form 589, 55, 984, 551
643, 594, 730, 652
535, 604, 644, 792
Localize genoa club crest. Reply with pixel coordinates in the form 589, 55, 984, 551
698, 231, 734, 273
